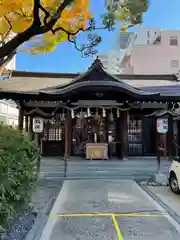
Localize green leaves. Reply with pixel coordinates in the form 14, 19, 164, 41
0, 124, 40, 230
105, 0, 149, 31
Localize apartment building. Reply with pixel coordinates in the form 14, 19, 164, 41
0, 99, 18, 127
99, 28, 180, 75
98, 28, 159, 74
0, 55, 18, 127
122, 30, 180, 74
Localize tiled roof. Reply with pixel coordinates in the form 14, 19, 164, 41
141, 84, 180, 96
0, 71, 179, 93
0, 58, 179, 95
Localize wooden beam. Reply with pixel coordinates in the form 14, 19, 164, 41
64, 110, 71, 158
18, 104, 24, 131
23, 100, 167, 109
120, 111, 128, 160
25, 115, 28, 133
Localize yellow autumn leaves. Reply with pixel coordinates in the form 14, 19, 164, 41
0, 0, 92, 54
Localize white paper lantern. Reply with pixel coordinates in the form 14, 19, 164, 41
102, 108, 106, 117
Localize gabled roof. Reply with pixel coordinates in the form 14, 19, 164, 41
0, 59, 178, 93
146, 109, 180, 117
24, 108, 54, 118
39, 57, 160, 98
0, 57, 180, 101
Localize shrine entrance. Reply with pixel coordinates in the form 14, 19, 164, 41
71, 108, 118, 158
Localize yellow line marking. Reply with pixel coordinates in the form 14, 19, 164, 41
115, 213, 166, 217
112, 214, 124, 240
53, 213, 166, 217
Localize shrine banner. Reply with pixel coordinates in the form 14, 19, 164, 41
156, 118, 168, 134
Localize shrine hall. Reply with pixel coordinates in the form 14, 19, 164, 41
1, 58, 180, 160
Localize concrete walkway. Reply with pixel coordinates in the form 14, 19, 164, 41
146, 186, 180, 224
40, 180, 180, 240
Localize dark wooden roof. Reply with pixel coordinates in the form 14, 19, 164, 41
0, 57, 180, 101
39, 58, 160, 99
11, 69, 178, 82
141, 85, 180, 96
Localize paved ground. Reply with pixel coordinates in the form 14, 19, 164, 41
146, 186, 180, 223
40, 157, 171, 179
25, 179, 63, 240
40, 180, 180, 240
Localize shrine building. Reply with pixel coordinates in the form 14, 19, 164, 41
0, 57, 180, 160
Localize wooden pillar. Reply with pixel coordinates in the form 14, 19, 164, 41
120, 111, 128, 160
28, 117, 33, 139
18, 104, 24, 131
177, 120, 180, 156
68, 112, 72, 156
64, 110, 71, 158
167, 115, 173, 160
25, 116, 28, 133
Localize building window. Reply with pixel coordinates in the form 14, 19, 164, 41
170, 36, 178, 46
171, 60, 179, 67
3, 103, 8, 113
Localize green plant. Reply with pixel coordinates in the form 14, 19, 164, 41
0, 124, 40, 230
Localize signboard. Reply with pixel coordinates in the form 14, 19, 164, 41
156, 118, 168, 133
33, 117, 43, 133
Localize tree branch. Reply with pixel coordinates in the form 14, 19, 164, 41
32, 0, 41, 26
52, 19, 102, 57
0, 0, 74, 60
4, 15, 12, 40
52, 26, 83, 35
39, 4, 50, 26
39, 0, 74, 33
0, 51, 16, 75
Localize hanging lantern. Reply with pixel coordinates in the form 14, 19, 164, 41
51, 117, 56, 124
127, 113, 130, 122
61, 113, 65, 121
117, 108, 120, 118
94, 108, 100, 120
109, 109, 114, 122
87, 108, 91, 117
61, 108, 65, 121
102, 108, 106, 117
79, 108, 84, 119
71, 109, 75, 118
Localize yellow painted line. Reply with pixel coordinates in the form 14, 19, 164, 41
53, 213, 166, 217
54, 213, 112, 217
112, 214, 124, 240
114, 213, 166, 217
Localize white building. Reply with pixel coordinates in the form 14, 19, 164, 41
98, 27, 165, 74
98, 51, 122, 74
0, 55, 18, 127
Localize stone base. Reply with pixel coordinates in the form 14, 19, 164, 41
152, 173, 168, 186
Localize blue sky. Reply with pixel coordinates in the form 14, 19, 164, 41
16, 0, 180, 73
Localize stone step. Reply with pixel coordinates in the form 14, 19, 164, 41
43, 175, 152, 181
42, 172, 167, 178
40, 159, 170, 180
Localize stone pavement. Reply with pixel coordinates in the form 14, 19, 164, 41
39, 157, 171, 180
40, 180, 180, 240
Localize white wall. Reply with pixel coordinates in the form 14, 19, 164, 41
0, 48, 18, 127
